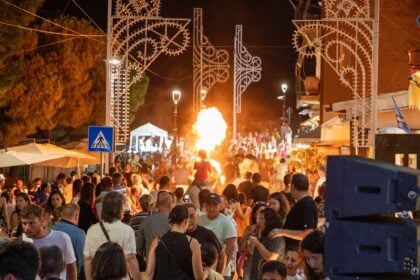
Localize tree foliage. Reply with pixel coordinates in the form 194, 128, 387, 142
0, 0, 45, 106
129, 72, 149, 124
0, 2, 149, 147
0, 11, 107, 146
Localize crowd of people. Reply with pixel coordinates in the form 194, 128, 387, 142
0, 146, 327, 280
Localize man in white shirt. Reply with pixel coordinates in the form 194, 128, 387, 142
21, 204, 77, 280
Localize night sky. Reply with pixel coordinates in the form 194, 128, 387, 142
44, 0, 297, 135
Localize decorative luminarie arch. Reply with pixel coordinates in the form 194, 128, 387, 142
192, 8, 230, 118
233, 25, 262, 137
106, 0, 190, 145
292, 0, 378, 151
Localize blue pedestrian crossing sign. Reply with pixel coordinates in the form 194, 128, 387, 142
88, 126, 114, 152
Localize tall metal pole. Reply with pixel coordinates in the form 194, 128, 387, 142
172, 90, 181, 164
173, 103, 178, 164
281, 83, 288, 124
283, 96, 286, 122
105, 0, 112, 175
371, 0, 380, 159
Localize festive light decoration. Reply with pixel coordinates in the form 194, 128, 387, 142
193, 8, 230, 118
292, 0, 378, 150
233, 25, 262, 137
106, 0, 190, 145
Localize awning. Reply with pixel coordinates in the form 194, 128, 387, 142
0, 151, 62, 168
8, 143, 98, 168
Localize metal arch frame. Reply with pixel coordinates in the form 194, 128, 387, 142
233, 25, 262, 138
106, 0, 191, 147
192, 8, 230, 118
292, 0, 378, 153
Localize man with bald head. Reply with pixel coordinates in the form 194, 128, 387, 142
52, 203, 86, 278
136, 191, 173, 261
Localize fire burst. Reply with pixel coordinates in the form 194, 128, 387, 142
194, 107, 227, 187
194, 107, 227, 152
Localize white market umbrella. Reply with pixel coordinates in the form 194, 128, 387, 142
8, 143, 98, 168
0, 151, 63, 168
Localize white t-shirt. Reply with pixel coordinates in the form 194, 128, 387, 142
84, 220, 136, 257
23, 230, 76, 279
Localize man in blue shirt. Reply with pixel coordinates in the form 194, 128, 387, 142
52, 203, 86, 279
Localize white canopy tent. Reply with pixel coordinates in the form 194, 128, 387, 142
129, 122, 170, 153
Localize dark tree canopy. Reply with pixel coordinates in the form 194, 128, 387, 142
0, 1, 149, 146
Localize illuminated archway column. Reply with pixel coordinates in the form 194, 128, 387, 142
292, 0, 379, 156
233, 25, 262, 138
105, 0, 190, 170
193, 8, 230, 118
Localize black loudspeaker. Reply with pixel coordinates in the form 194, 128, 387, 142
417, 15, 420, 28
325, 156, 419, 219
325, 219, 418, 277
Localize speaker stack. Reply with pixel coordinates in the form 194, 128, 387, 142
325, 156, 420, 279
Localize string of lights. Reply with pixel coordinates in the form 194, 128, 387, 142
0, 21, 105, 37
0, 0, 81, 35
71, 0, 106, 34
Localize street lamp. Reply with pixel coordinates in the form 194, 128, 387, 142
281, 83, 288, 123
172, 89, 181, 164
200, 87, 208, 108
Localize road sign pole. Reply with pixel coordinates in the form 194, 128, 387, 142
100, 152, 104, 177
88, 126, 114, 176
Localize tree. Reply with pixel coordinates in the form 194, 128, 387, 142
0, 0, 45, 104
0, 15, 107, 146
129, 71, 149, 124
0, 3, 150, 146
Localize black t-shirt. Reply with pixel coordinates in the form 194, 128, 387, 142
250, 185, 269, 203
186, 225, 223, 253
283, 196, 318, 247
238, 180, 253, 198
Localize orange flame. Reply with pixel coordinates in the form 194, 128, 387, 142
194, 107, 227, 152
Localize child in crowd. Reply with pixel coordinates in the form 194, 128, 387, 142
201, 243, 223, 280
261, 260, 287, 280
284, 246, 305, 280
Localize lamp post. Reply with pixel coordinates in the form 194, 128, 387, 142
172, 89, 181, 164
104, 57, 121, 176
281, 83, 288, 123
200, 87, 207, 109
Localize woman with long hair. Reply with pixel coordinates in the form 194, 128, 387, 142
10, 192, 30, 239
237, 203, 267, 280
268, 192, 291, 226
44, 190, 65, 227
301, 230, 325, 280
78, 183, 98, 233
71, 179, 83, 205
146, 205, 208, 280
243, 207, 285, 280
